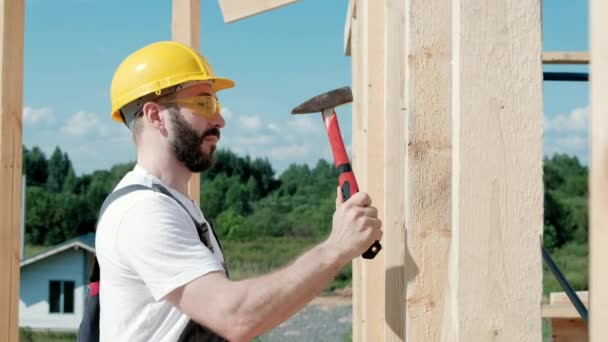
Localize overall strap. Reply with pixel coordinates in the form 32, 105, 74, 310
90, 184, 154, 283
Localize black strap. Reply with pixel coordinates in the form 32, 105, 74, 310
89, 183, 219, 282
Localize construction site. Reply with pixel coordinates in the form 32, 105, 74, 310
1, 0, 606, 341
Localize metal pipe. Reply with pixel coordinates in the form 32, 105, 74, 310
543, 72, 589, 82
542, 245, 588, 323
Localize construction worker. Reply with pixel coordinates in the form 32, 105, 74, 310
95, 41, 382, 342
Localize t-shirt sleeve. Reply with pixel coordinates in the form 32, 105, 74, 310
116, 192, 224, 301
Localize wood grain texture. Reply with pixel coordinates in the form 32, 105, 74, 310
447, 0, 543, 340
218, 0, 298, 23
350, 0, 362, 340
0, 0, 25, 341
384, 0, 406, 340
590, 0, 608, 339
172, 0, 201, 205
404, 0, 452, 341
361, 0, 386, 341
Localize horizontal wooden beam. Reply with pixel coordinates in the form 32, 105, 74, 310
218, 0, 299, 23
542, 51, 589, 64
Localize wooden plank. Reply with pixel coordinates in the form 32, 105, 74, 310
344, 0, 355, 56
551, 318, 588, 342
350, 0, 362, 340
550, 291, 589, 306
355, 0, 371, 340
403, 0, 452, 341
172, 0, 201, 205
383, 0, 406, 340
542, 51, 589, 65
446, 0, 543, 340
218, 0, 299, 23
542, 304, 585, 319
590, 0, 608, 339
0, 1, 25, 341
360, 0, 385, 341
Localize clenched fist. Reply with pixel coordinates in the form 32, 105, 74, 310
325, 187, 383, 262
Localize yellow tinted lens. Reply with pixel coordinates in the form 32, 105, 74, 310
174, 95, 220, 119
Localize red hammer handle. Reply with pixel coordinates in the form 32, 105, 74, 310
322, 110, 381, 260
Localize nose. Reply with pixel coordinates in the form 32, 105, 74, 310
211, 110, 226, 129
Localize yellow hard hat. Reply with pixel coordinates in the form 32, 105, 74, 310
110, 41, 235, 124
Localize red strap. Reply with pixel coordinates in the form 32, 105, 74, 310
88, 282, 100, 296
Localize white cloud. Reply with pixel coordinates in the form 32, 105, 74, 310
221, 107, 233, 119
287, 115, 319, 134
270, 145, 309, 160
554, 135, 587, 151
267, 123, 281, 133
23, 106, 54, 125
545, 107, 589, 132
239, 115, 262, 130
236, 135, 275, 146
62, 111, 100, 136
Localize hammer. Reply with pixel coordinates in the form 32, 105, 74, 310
291, 86, 382, 260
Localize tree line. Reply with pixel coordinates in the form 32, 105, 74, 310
23, 145, 588, 258
22, 146, 338, 246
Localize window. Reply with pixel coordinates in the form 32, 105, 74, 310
49, 280, 75, 313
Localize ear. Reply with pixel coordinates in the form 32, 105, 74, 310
142, 101, 166, 131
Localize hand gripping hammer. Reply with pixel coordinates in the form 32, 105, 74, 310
291, 86, 382, 259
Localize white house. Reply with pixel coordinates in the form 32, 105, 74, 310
19, 233, 96, 331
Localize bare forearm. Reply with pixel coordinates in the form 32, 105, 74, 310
233, 240, 347, 339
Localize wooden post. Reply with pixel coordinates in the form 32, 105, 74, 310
446, 0, 543, 340
402, 0, 452, 340
359, 0, 386, 341
172, 0, 201, 205
590, 0, 608, 339
348, 0, 362, 340
0, 0, 25, 341
383, 0, 406, 340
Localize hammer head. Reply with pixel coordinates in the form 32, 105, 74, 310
291, 86, 353, 114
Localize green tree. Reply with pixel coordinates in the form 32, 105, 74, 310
46, 147, 74, 193
23, 146, 48, 187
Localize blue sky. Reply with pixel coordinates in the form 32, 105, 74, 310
22, 0, 590, 175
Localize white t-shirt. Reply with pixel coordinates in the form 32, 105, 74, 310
96, 165, 225, 341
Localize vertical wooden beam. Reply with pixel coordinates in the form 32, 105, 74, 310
446, 0, 543, 340
359, 0, 386, 341
349, 0, 362, 340
0, 1, 25, 341
403, 0, 452, 340
590, 0, 608, 339
383, 0, 406, 340
172, 0, 201, 205
344, 0, 355, 56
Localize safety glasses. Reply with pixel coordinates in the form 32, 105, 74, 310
159, 95, 222, 119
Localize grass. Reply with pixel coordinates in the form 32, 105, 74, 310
222, 237, 320, 280
543, 242, 588, 295
23, 245, 48, 258
20, 328, 76, 342
222, 236, 352, 292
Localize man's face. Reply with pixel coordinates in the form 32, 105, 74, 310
165, 83, 225, 173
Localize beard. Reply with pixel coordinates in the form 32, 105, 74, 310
168, 107, 220, 173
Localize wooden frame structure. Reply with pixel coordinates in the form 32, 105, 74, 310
0, 1, 604, 341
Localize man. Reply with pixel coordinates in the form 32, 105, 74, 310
96, 41, 383, 342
